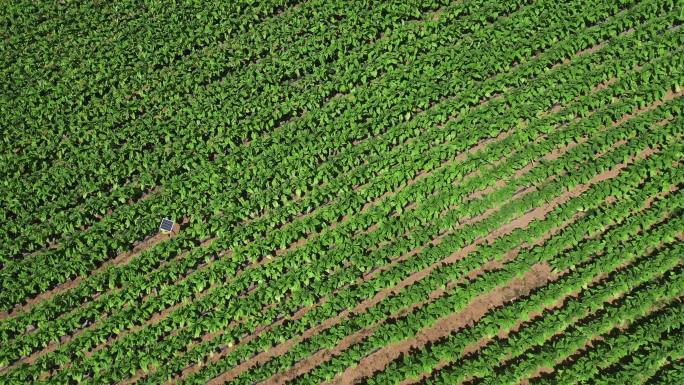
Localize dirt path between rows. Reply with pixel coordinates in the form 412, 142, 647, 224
399, 186, 680, 385
221, 178, 571, 384
517, 292, 680, 385
410, 199, 683, 385
189, 177, 541, 385
52, 114, 516, 385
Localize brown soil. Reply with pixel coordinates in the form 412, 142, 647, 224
195, 101, 663, 384
611, 89, 682, 128
11, 187, 164, 268
518, 295, 678, 385
328, 202, 588, 385
242, 176, 580, 384
126, 141, 512, 384
395, 185, 671, 385
174, 164, 540, 385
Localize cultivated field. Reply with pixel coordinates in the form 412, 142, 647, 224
1, 0, 683, 384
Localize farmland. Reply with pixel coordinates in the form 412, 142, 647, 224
0, 0, 682, 384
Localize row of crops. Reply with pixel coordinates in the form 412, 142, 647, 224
0, 0, 682, 384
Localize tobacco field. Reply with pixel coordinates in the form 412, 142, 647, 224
1, 0, 683, 384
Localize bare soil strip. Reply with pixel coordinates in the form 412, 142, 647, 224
1, 228, 215, 376
29, 125, 510, 383
167, 168, 546, 385
3, 184, 165, 277
124, 125, 526, 385
377, 183, 681, 385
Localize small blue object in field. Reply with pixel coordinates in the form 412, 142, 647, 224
159, 218, 174, 233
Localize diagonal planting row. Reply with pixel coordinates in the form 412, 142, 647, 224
530, 262, 684, 385
366, 176, 683, 384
